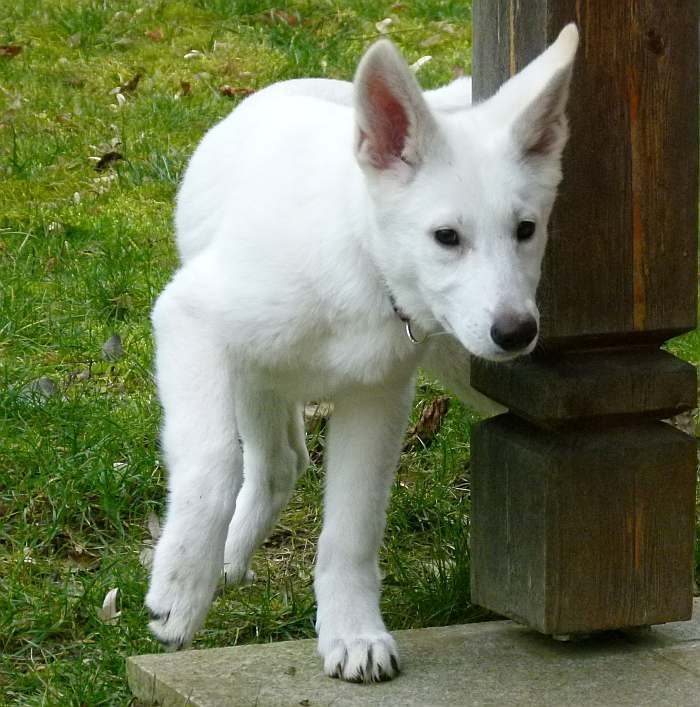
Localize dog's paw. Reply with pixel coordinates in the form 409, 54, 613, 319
320, 633, 400, 683
145, 567, 216, 650
223, 566, 256, 587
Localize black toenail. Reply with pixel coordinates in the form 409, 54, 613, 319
390, 655, 400, 674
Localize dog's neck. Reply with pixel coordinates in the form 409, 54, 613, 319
386, 289, 427, 346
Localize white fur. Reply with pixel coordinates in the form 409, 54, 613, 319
146, 25, 579, 681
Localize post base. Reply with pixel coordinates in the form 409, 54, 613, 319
470, 414, 697, 635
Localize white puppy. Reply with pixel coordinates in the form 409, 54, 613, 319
146, 25, 579, 682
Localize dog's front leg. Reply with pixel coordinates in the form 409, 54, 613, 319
315, 377, 415, 683
145, 288, 242, 649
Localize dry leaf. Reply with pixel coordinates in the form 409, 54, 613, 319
147, 512, 161, 542
139, 547, 154, 570
270, 9, 300, 26
179, 80, 192, 96
665, 409, 699, 437
375, 18, 393, 34
406, 395, 450, 449
410, 55, 432, 72
97, 587, 121, 624
0, 45, 22, 58
120, 73, 141, 93
101, 332, 123, 360
219, 84, 254, 98
304, 402, 333, 424
420, 34, 443, 48
145, 28, 164, 42
94, 151, 123, 172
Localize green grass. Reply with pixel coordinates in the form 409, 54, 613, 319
0, 1, 479, 703
0, 1, 697, 704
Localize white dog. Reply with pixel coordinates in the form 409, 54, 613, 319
146, 24, 579, 682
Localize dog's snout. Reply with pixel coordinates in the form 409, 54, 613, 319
490, 312, 538, 352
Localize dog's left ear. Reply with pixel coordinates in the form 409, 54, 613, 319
354, 39, 438, 176
488, 23, 579, 161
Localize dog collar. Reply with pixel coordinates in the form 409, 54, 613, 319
388, 292, 426, 345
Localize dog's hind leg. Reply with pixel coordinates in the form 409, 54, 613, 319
315, 376, 415, 683
223, 394, 308, 586
145, 287, 242, 649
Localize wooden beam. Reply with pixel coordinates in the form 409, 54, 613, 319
470, 0, 698, 634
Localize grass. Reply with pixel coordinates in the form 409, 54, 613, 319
0, 1, 479, 703
0, 1, 697, 704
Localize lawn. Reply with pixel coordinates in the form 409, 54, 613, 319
0, 1, 697, 705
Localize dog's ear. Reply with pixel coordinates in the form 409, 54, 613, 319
487, 23, 579, 161
354, 39, 438, 175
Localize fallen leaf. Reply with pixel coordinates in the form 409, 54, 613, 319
0, 45, 22, 58
270, 9, 300, 26
145, 28, 164, 42
19, 377, 58, 403
147, 512, 161, 542
219, 84, 254, 98
101, 332, 124, 360
97, 587, 121, 624
391, 2, 407, 11
120, 73, 141, 93
420, 34, 443, 48
304, 401, 333, 432
375, 18, 393, 34
94, 151, 123, 172
410, 55, 432, 72
179, 80, 192, 96
406, 395, 450, 449
665, 409, 699, 437
138, 547, 154, 570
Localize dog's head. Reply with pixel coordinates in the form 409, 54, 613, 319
354, 25, 579, 360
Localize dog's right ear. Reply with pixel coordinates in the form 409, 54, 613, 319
354, 40, 437, 178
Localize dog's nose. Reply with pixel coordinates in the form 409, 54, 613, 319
490, 312, 538, 352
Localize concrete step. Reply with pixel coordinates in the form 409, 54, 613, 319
128, 599, 700, 706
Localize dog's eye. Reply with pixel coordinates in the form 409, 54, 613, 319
434, 228, 460, 247
516, 220, 536, 242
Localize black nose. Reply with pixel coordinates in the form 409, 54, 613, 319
490, 312, 538, 352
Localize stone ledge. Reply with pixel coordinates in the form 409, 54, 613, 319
128, 599, 700, 706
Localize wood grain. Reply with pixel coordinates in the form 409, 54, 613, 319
471, 415, 697, 634
473, 0, 698, 346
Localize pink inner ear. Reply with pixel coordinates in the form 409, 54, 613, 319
366, 74, 410, 169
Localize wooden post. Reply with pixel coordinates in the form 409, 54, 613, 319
470, 1, 698, 633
